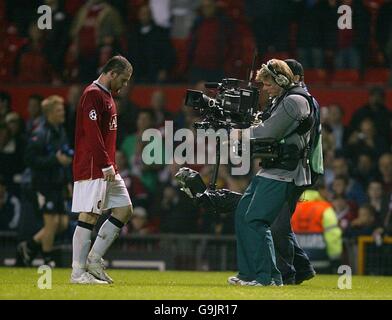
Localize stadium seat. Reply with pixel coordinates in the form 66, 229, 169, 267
303, 69, 327, 85
363, 68, 390, 85
331, 69, 360, 86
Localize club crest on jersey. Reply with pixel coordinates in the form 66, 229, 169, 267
109, 114, 117, 130
89, 109, 97, 121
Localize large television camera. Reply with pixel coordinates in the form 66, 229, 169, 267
178, 56, 263, 215
185, 78, 259, 130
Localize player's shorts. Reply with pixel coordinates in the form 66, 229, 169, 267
71, 174, 132, 215
36, 190, 66, 215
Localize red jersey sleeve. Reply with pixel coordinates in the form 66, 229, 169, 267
81, 90, 112, 169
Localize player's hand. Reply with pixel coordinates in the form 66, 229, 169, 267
56, 150, 73, 166
102, 165, 115, 182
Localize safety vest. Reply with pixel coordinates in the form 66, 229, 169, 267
292, 200, 331, 269
292, 200, 331, 234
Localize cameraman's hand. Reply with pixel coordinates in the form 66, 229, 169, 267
56, 150, 73, 167
102, 165, 115, 182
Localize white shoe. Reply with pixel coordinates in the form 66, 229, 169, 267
70, 271, 109, 284
242, 280, 283, 287
87, 258, 114, 284
227, 276, 242, 285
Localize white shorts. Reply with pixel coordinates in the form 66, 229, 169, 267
72, 174, 132, 215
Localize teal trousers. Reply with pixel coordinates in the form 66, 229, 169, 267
234, 175, 297, 285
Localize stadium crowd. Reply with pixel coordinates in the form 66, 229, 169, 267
0, 0, 392, 268
0, 0, 392, 84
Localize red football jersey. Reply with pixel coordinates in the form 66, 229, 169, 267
73, 81, 118, 181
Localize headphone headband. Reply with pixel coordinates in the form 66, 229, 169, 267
262, 60, 291, 88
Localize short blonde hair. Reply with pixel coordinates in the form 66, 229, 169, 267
255, 59, 294, 85
41, 95, 64, 115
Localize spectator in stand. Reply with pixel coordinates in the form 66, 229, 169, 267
352, 153, 377, 189
64, 84, 83, 149
346, 118, 389, 163
70, 0, 124, 81
121, 110, 163, 194
16, 23, 52, 83
375, 0, 392, 70
187, 0, 232, 82
295, 0, 324, 68
373, 194, 392, 237
0, 175, 21, 231
324, 104, 348, 152
115, 82, 140, 146
367, 180, 390, 219
349, 86, 392, 145
128, 4, 176, 83
321, 123, 336, 187
344, 204, 377, 238
126, 206, 155, 235
5, 111, 26, 152
116, 150, 149, 210
42, 0, 70, 83
149, 0, 171, 29
332, 195, 358, 231
334, 0, 370, 70
244, 0, 293, 59
0, 116, 25, 193
170, 0, 201, 39
4, 0, 40, 36
378, 153, 392, 194
331, 175, 349, 198
26, 94, 44, 135
5, 112, 27, 190
0, 91, 11, 124
150, 89, 173, 129
329, 157, 367, 206
319, 0, 339, 69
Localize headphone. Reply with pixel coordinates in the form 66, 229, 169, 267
263, 60, 291, 89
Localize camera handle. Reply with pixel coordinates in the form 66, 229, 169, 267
209, 136, 221, 191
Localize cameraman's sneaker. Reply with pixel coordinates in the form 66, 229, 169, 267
87, 258, 114, 284
70, 271, 109, 284
227, 276, 242, 285
243, 280, 283, 287
227, 276, 256, 286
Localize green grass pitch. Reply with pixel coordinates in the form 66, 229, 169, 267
1, 268, 392, 300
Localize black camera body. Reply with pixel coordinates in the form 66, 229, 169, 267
177, 77, 260, 215
185, 78, 259, 129
175, 167, 242, 214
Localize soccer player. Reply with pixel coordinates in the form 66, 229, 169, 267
70, 56, 133, 284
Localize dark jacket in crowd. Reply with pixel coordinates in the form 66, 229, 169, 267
24, 121, 71, 192
128, 23, 176, 83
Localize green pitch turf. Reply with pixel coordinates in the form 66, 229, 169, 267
0, 268, 392, 300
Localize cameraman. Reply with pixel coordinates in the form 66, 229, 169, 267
17, 95, 72, 266
229, 59, 314, 286
270, 59, 318, 284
